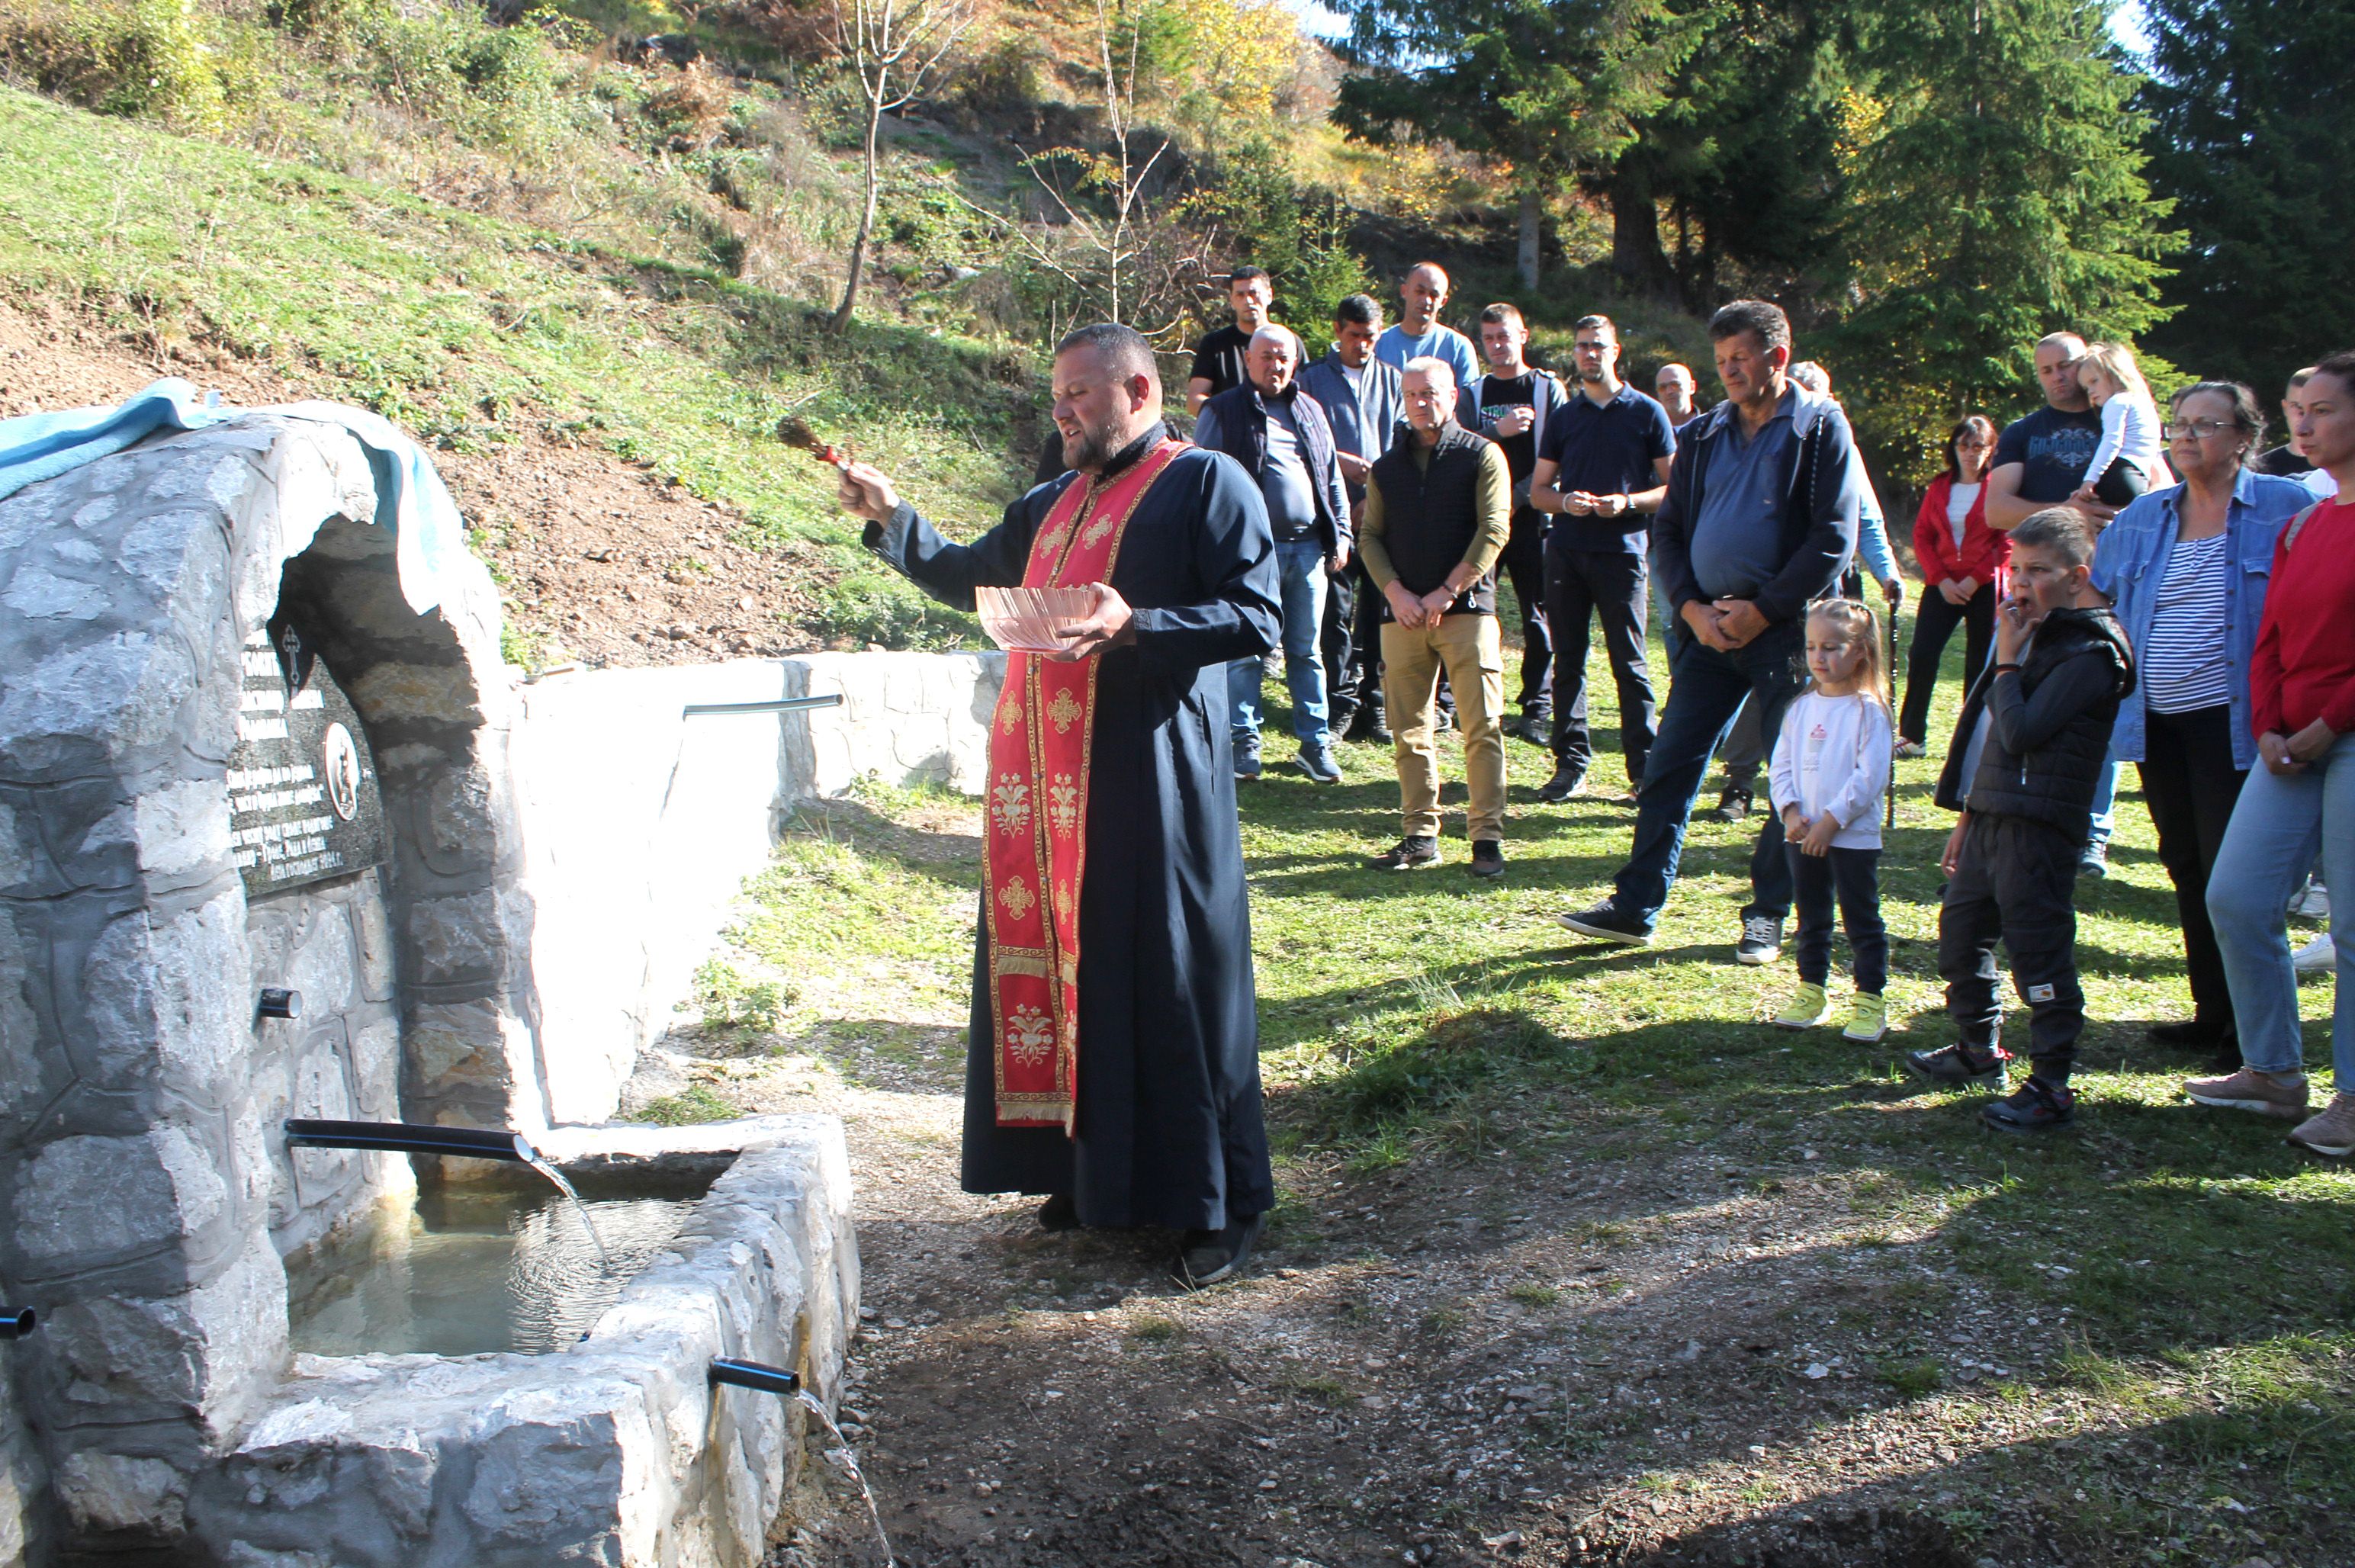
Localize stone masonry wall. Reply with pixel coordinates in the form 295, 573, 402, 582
513, 649, 1001, 1126
0, 416, 531, 1558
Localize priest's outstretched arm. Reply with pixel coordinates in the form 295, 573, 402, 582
842, 461, 1041, 612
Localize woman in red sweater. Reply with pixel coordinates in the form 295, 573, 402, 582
1895, 416, 2008, 755
2202, 349, 2355, 1157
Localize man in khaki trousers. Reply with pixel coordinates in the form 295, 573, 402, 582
1357, 358, 1514, 878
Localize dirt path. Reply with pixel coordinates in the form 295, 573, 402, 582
651, 794, 2293, 1568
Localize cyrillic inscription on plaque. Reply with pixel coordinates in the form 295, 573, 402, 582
229, 625, 387, 895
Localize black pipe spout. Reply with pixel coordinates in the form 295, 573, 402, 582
709, 1357, 801, 1396
284, 1119, 533, 1162
0, 1309, 33, 1340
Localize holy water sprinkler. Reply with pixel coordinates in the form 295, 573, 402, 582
776, 416, 850, 471
709, 1358, 802, 1396
284, 1119, 534, 1162
0, 1309, 34, 1341
680, 692, 846, 719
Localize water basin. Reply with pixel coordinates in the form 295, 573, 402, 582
287, 1171, 715, 1356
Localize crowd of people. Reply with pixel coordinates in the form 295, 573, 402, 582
830, 280, 2349, 1283
1187, 264, 2351, 1147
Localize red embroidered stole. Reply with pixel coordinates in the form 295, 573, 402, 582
984, 439, 1187, 1132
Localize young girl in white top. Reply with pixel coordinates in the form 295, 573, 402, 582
1770, 599, 1895, 1042
2074, 341, 2170, 508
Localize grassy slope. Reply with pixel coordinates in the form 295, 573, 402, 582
715, 627, 2353, 1560
0, 85, 1037, 646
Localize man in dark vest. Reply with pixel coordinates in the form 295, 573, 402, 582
1358, 356, 1515, 878
1195, 324, 1352, 783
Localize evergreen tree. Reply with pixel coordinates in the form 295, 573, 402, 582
1823, 0, 2177, 480
2139, 0, 2355, 396
1332, 0, 1704, 289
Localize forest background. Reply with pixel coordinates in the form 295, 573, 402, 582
0, 0, 2345, 658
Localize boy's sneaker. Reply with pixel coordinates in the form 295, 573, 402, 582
1517, 708, 1553, 746
1297, 742, 1343, 784
1370, 836, 1440, 871
1469, 840, 1505, 879
2288, 1093, 2355, 1158
1537, 763, 1587, 803
1893, 739, 1927, 760
1712, 784, 1755, 823
2295, 933, 2336, 974
1558, 901, 1653, 946
1904, 1041, 2008, 1090
1773, 982, 1832, 1030
1734, 915, 1784, 965
2183, 1068, 2309, 1121
1983, 1076, 2076, 1133
2077, 840, 2109, 879
1843, 991, 1889, 1043
2290, 879, 2331, 921
1234, 738, 1262, 780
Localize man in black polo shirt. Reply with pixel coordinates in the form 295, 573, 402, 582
1187, 265, 1274, 416
1471, 301, 1567, 746
1983, 329, 2118, 877
1528, 313, 1676, 804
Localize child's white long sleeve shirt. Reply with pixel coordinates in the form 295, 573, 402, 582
2087, 391, 2166, 486
1769, 692, 1893, 850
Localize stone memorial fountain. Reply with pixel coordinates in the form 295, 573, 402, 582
0, 412, 861, 1565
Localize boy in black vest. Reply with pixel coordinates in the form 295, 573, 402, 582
1358, 358, 1515, 876
1907, 509, 2135, 1130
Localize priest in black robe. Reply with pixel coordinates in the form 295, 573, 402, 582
835, 323, 1282, 1285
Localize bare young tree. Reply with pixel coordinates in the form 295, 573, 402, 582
946, 0, 1200, 340
829, 0, 979, 330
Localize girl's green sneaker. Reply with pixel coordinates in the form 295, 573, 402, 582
1774, 982, 1832, 1030
1843, 991, 1889, 1043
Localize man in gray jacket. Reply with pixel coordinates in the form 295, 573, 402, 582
1298, 294, 1405, 743
1197, 324, 1353, 782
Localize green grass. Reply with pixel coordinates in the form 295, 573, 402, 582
0, 85, 1034, 646
635, 1081, 736, 1124
720, 613, 2355, 1540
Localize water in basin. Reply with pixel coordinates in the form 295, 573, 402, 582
287, 1173, 712, 1356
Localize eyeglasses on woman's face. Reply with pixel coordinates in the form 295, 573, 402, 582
2164, 419, 2241, 441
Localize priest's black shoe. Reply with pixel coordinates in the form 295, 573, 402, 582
1036, 1193, 1080, 1232
2147, 1018, 2231, 1048
1174, 1211, 1265, 1289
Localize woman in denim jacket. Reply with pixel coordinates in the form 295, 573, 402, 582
2090, 381, 2316, 1059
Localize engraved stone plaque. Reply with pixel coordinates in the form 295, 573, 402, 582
230, 625, 387, 895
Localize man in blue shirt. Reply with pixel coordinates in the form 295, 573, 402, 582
1558, 300, 1864, 964
1375, 263, 1481, 401
1298, 293, 1406, 743
1528, 313, 1675, 804
1197, 325, 1353, 782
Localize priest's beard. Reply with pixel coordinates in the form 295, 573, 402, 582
1062, 413, 1133, 474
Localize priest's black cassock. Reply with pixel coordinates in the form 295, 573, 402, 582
862, 423, 1281, 1231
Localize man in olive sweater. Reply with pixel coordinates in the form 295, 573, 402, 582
1359, 358, 1516, 878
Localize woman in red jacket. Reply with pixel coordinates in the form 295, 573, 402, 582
1895, 416, 2008, 756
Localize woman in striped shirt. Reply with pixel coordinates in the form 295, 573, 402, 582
2089, 382, 2318, 1065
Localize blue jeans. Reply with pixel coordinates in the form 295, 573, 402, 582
1611, 619, 1806, 930
1229, 539, 1331, 748
2208, 734, 2355, 1079
2088, 747, 2119, 847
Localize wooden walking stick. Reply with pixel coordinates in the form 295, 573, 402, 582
1886, 590, 1902, 831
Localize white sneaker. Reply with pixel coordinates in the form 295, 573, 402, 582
2295, 933, 2336, 974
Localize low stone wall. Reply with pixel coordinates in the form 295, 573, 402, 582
514, 651, 999, 1126
192, 1114, 859, 1566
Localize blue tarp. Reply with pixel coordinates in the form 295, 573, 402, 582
0, 378, 469, 615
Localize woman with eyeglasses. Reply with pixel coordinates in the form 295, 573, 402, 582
2089, 381, 2318, 1068
1895, 416, 2006, 757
